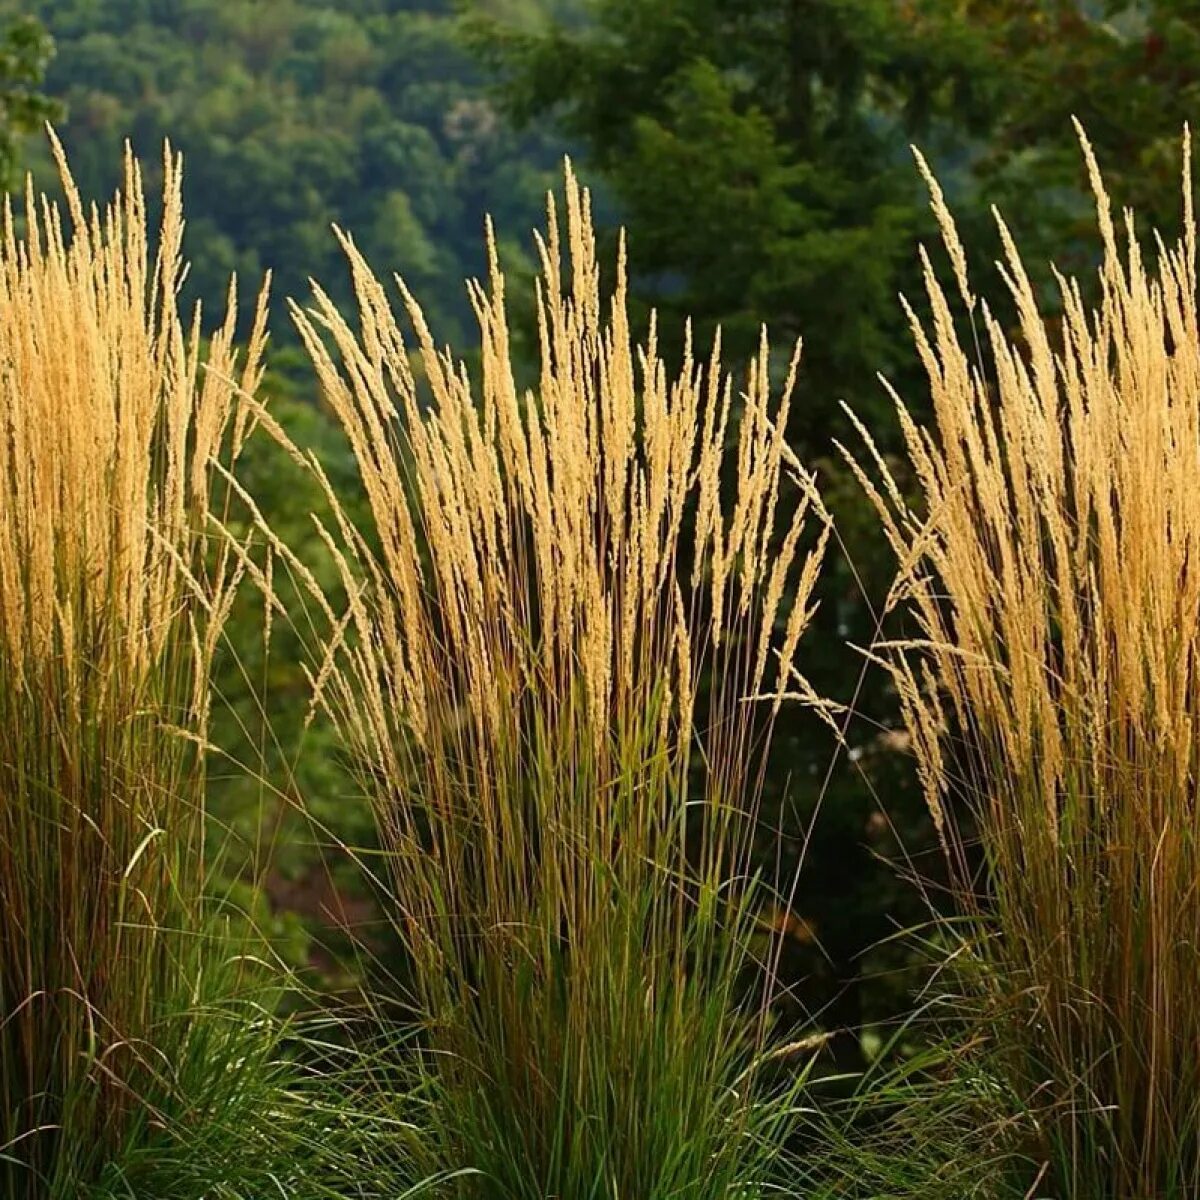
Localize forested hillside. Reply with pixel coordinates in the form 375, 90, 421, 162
24, 0, 569, 368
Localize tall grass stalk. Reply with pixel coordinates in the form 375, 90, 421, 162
247, 166, 832, 1196
849, 125, 1200, 1196
0, 136, 288, 1195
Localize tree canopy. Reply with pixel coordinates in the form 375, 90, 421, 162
474, 0, 1002, 444
23, 0, 570, 363
0, 13, 60, 187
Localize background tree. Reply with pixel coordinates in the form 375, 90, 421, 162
972, 0, 1200, 262
473, 0, 999, 441
0, 13, 60, 187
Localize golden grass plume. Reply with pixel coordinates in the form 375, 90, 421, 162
0, 134, 267, 1187
849, 123, 1200, 1195
247, 164, 831, 1192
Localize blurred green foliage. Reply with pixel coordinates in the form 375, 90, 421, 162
472, 0, 999, 438
19, 0, 569, 353
0, 13, 60, 187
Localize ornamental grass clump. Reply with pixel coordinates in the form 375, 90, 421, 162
850, 125, 1200, 1196
256, 166, 831, 1196
0, 137, 303, 1196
